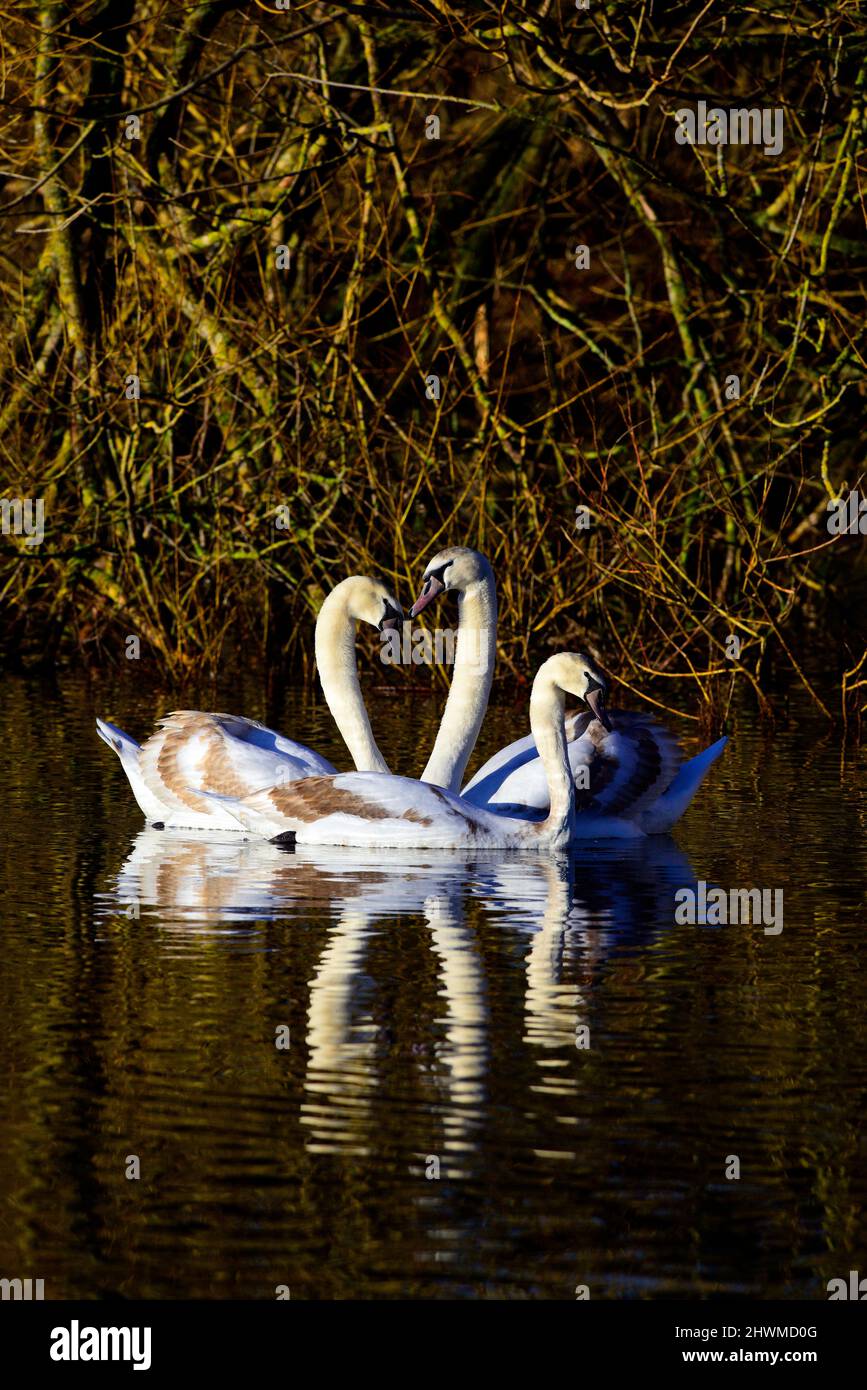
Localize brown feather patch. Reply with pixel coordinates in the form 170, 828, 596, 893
154, 713, 216, 811
262, 777, 433, 826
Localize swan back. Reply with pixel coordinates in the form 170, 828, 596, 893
570, 710, 682, 818
138, 710, 335, 819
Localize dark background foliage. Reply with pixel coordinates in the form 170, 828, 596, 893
1, 1, 865, 725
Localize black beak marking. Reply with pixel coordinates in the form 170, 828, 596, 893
584, 673, 612, 731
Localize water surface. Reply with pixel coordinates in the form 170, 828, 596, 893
1, 673, 865, 1299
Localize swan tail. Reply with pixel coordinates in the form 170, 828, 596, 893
96, 717, 141, 763
639, 735, 728, 834
97, 717, 170, 822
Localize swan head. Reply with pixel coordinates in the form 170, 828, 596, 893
409, 547, 493, 616
327, 576, 403, 632
538, 652, 612, 732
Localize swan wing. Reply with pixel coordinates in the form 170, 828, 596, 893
573, 711, 683, 819
461, 729, 554, 810
207, 712, 336, 775
138, 710, 336, 816
461, 711, 601, 812
462, 709, 682, 821
638, 735, 728, 833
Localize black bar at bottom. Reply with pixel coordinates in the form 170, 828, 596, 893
1, 1298, 862, 1377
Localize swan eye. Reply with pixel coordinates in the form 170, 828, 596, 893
585, 674, 605, 697
426, 563, 450, 590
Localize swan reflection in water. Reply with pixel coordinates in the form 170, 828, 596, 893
100, 829, 699, 1155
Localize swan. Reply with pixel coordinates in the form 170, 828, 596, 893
96, 576, 402, 830
409, 547, 727, 836
200, 652, 602, 849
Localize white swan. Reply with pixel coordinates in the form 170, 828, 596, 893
409, 547, 727, 836
202, 653, 600, 850
96, 576, 402, 830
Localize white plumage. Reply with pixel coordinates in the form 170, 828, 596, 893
96, 576, 401, 829
410, 547, 727, 837
201, 654, 599, 850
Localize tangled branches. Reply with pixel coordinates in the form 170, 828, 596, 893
0, 2, 865, 724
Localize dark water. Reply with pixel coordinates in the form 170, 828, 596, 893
1, 671, 865, 1300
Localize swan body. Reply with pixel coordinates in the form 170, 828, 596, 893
97, 576, 401, 829
96, 712, 338, 831
207, 771, 552, 849
202, 654, 597, 851
410, 547, 727, 836
463, 710, 728, 837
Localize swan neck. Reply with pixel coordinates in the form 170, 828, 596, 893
529, 677, 574, 842
315, 593, 390, 773
420, 574, 497, 791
